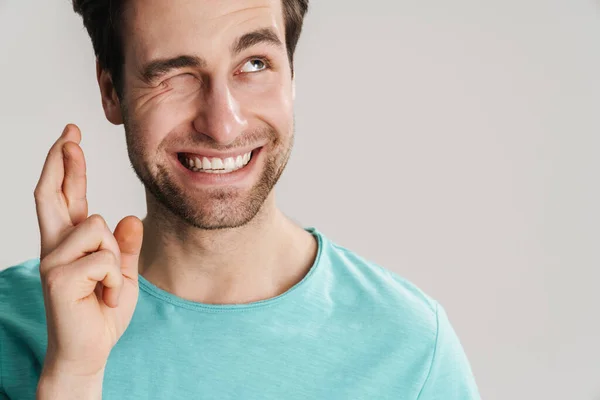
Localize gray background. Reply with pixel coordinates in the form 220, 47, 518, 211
1, 0, 599, 399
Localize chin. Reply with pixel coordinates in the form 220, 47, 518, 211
136, 134, 290, 231
179, 191, 269, 230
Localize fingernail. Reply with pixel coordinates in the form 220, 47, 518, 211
61, 124, 71, 138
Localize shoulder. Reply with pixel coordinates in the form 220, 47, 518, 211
0, 258, 43, 302
316, 232, 480, 397
0, 258, 46, 330
0, 259, 47, 396
315, 230, 439, 336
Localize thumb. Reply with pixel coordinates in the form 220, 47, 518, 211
113, 216, 144, 283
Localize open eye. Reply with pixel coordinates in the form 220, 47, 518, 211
239, 58, 269, 73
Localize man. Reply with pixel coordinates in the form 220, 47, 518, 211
0, 0, 480, 398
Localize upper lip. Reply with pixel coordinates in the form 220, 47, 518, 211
175, 146, 262, 159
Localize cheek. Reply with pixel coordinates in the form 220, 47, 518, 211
237, 78, 294, 135
127, 90, 200, 153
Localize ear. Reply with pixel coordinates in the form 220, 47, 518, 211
96, 60, 124, 125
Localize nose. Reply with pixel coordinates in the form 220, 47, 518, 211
192, 81, 248, 145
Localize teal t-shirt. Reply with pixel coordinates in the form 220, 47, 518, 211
0, 227, 479, 399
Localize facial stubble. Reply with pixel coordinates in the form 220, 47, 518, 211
122, 113, 294, 231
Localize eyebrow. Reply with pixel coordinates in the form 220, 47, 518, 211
231, 27, 283, 56
141, 55, 205, 83
140, 28, 283, 83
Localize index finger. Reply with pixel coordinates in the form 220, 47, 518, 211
34, 124, 83, 259
62, 140, 88, 226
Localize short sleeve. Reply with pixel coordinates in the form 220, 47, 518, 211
1, 292, 4, 396
0, 306, 7, 399
1, 271, 10, 399
416, 303, 481, 400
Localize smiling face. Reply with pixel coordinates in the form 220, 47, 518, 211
103, 0, 295, 230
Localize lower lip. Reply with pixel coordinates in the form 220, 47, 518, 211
172, 147, 263, 186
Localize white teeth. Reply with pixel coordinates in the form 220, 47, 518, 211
181, 151, 253, 173
211, 158, 224, 169
224, 157, 235, 170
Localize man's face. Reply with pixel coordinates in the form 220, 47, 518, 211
116, 0, 294, 229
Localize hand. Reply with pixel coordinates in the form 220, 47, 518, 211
34, 124, 143, 378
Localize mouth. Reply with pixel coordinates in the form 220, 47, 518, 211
176, 149, 258, 174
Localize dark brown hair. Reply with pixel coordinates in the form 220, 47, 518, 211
72, 0, 309, 98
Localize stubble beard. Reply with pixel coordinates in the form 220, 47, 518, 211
123, 115, 294, 231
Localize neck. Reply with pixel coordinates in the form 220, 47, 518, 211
138, 192, 318, 305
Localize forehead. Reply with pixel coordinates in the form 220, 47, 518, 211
122, 0, 285, 63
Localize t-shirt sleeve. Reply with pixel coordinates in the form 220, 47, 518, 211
416, 303, 481, 400
1, 272, 9, 399
0, 313, 7, 399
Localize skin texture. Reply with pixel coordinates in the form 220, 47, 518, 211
97, 0, 317, 305
118, 0, 295, 230
35, 125, 144, 399
36, 1, 316, 397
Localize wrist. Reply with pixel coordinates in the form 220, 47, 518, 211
37, 364, 105, 400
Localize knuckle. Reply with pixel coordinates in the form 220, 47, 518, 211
33, 185, 47, 202
87, 214, 107, 231
39, 257, 54, 273
97, 249, 118, 266
34, 185, 62, 203
98, 252, 123, 287
43, 265, 67, 292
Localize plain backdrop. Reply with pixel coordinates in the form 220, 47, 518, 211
1, 1, 599, 399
